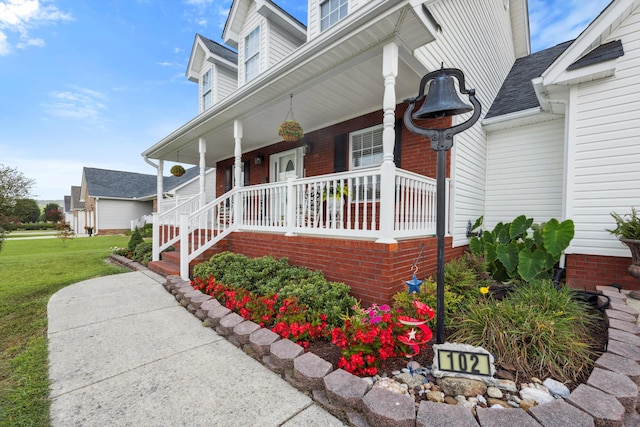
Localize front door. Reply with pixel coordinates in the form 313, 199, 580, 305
270, 148, 302, 182
269, 148, 303, 223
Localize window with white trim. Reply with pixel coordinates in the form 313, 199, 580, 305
202, 69, 212, 111
320, 0, 348, 32
350, 124, 383, 200
350, 125, 384, 169
244, 26, 260, 82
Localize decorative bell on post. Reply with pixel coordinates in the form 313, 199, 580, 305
412, 70, 474, 119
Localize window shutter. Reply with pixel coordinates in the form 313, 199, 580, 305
334, 134, 347, 173
394, 118, 402, 168
224, 166, 232, 192
243, 161, 250, 186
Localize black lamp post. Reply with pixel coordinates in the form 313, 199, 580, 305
403, 67, 481, 344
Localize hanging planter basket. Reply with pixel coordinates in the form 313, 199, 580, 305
278, 94, 303, 142
279, 120, 304, 142
170, 165, 186, 177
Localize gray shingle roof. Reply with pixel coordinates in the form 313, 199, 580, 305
83, 166, 203, 200
567, 39, 624, 71
198, 34, 238, 64
70, 186, 84, 210
485, 41, 572, 119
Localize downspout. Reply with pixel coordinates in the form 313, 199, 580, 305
144, 155, 164, 212
94, 197, 99, 236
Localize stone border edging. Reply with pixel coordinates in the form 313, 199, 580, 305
109, 254, 640, 426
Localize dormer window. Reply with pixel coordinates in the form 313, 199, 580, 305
202, 69, 212, 110
244, 26, 260, 82
320, 0, 348, 32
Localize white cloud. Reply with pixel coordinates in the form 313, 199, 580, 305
42, 86, 109, 124
529, 0, 611, 52
0, 0, 72, 55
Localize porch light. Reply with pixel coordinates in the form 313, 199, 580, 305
255, 155, 264, 165
403, 66, 481, 344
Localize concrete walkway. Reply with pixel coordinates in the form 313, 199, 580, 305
47, 270, 346, 427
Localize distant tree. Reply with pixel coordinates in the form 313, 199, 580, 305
43, 203, 62, 223
13, 198, 41, 223
0, 164, 35, 252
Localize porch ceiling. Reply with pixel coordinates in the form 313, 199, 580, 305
143, 1, 436, 167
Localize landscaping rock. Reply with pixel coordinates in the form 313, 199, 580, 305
215, 312, 244, 336
567, 384, 625, 426
586, 367, 638, 413
519, 386, 554, 405
362, 387, 415, 427
324, 369, 370, 411
205, 305, 231, 328
416, 400, 479, 427
607, 318, 640, 335
486, 386, 503, 399
594, 352, 640, 386
426, 390, 445, 403
269, 338, 304, 372
200, 298, 221, 312
393, 372, 425, 389
476, 407, 542, 427
232, 320, 260, 346
606, 309, 637, 323
248, 327, 280, 358
607, 338, 640, 361
528, 398, 594, 427
609, 301, 639, 318
374, 378, 408, 396
609, 328, 640, 347
293, 352, 333, 391
438, 377, 487, 397
542, 378, 570, 398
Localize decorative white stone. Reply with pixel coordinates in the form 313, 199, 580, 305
542, 378, 570, 398
487, 386, 503, 399
519, 386, 554, 405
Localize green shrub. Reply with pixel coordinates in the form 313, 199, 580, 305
193, 252, 356, 327
608, 208, 640, 240
469, 215, 574, 283
132, 241, 153, 265
448, 279, 598, 383
128, 228, 144, 252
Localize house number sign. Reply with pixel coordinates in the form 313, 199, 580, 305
436, 349, 491, 376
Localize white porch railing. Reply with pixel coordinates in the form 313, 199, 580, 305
131, 214, 153, 231
152, 167, 445, 279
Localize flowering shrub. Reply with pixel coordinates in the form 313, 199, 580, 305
330, 302, 434, 376
192, 275, 329, 348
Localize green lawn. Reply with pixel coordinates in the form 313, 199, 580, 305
0, 235, 130, 427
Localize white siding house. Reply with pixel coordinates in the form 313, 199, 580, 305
483, 0, 640, 289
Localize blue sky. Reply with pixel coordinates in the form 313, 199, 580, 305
0, 0, 611, 201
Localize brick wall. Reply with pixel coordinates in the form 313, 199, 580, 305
221, 232, 466, 306
566, 253, 640, 291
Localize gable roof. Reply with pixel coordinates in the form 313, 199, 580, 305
198, 34, 238, 65
566, 39, 624, 71
186, 34, 238, 83
222, 0, 306, 49
70, 185, 84, 210
485, 41, 572, 119
82, 167, 202, 200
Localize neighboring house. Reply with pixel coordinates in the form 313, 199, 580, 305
142, 0, 529, 305
483, 0, 640, 290
73, 166, 215, 235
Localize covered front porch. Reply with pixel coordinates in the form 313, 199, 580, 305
142, 1, 462, 303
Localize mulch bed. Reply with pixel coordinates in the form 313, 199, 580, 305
307, 310, 608, 391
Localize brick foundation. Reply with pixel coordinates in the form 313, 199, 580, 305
566, 254, 640, 291
223, 232, 466, 306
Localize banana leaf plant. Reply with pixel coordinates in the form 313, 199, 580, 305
469, 215, 574, 283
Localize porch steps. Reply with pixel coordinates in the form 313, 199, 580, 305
147, 239, 227, 279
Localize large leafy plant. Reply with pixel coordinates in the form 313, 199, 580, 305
469, 215, 574, 283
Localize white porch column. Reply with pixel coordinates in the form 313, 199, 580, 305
233, 120, 243, 224
377, 42, 398, 244
199, 137, 207, 207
